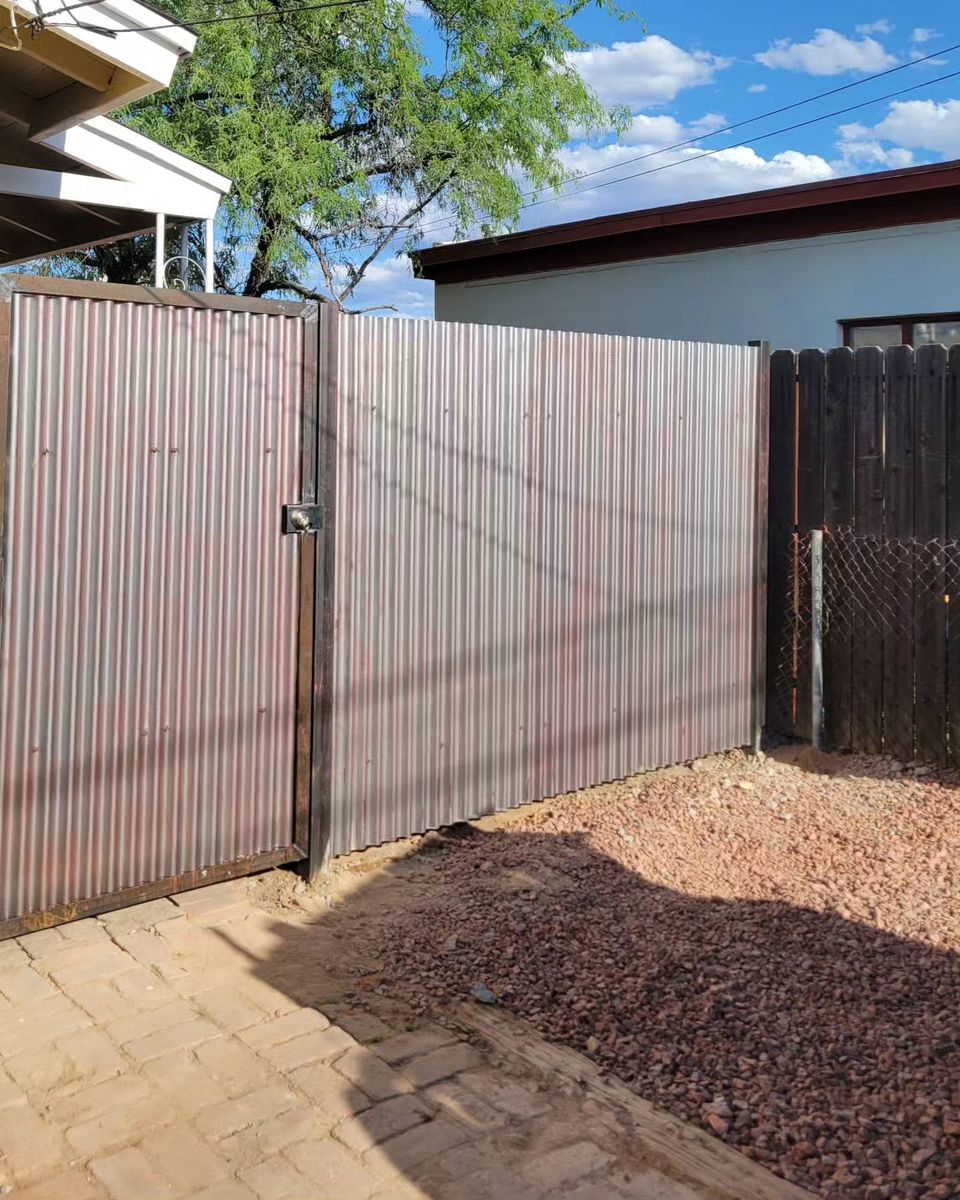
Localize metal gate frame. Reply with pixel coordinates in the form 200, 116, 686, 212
0, 276, 322, 937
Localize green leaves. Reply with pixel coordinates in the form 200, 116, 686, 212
111, 0, 636, 302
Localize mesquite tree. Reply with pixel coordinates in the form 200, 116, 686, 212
65, 0, 628, 305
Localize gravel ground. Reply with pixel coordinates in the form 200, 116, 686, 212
363, 747, 960, 1200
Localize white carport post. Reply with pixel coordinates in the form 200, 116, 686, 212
204, 216, 215, 292
154, 212, 165, 287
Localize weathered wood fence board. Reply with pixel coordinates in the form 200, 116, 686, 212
766, 343, 960, 764
765, 350, 797, 736
794, 349, 824, 743
914, 346, 947, 763
822, 348, 854, 751
883, 346, 916, 762
851, 347, 885, 753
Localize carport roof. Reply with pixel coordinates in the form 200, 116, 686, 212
0, 0, 230, 265
0, 115, 230, 266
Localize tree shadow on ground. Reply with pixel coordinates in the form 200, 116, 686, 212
220, 823, 960, 1200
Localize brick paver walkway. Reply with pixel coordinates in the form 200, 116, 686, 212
0, 880, 768, 1200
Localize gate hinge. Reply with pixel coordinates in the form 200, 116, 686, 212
282, 503, 323, 534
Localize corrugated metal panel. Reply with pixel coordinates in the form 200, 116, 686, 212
325, 318, 762, 857
0, 293, 305, 921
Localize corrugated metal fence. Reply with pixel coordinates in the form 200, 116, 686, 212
0, 280, 767, 931
319, 316, 768, 859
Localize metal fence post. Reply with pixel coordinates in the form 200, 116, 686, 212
749, 339, 771, 755
811, 528, 824, 748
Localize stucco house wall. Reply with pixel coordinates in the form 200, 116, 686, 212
433, 220, 960, 349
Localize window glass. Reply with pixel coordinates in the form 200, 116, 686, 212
848, 324, 903, 349
914, 321, 960, 347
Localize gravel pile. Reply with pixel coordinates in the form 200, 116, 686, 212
372, 748, 960, 1200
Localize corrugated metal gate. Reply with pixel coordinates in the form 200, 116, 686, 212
315, 315, 769, 860
0, 279, 317, 934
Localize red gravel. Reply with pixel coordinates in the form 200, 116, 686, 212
369, 747, 960, 1200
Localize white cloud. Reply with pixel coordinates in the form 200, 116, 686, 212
856, 19, 893, 35
911, 27, 939, 44
756, 28, 897, 76
840, 98, 960, 157
747, 83, 768, 93
619, 111, 727, 147
834, 133, 915, 169
567, 36, 731, 108
512, 141, 833, 229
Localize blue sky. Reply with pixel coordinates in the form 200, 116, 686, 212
353, 2, 960, 316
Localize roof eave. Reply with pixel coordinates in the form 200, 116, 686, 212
4, 0, 196, 140
414, 159, 960, 284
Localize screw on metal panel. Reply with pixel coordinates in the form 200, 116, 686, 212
289, 509, 311, 531
170, 448, 179, 455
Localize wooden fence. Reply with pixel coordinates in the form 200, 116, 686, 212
766, 343, 960, 764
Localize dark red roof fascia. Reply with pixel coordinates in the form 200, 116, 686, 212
414, 160, 960, 284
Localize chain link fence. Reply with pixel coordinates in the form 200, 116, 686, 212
768, 525, 960, 758
767, 533, 810, 737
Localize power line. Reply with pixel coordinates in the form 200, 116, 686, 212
26, 0, 131, 22
518, 38, 960, 200
525, 65, 960, 209
42, 0, 372, 34
415, 59, 960, 239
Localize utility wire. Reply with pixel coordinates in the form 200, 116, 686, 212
415, 59, 960, 239
518, 38, 960, 199
41, 0, 371, 34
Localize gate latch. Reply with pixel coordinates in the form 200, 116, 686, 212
282, 504, 323, 535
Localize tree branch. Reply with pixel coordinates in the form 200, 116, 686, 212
320, 119, 374, 142
254, 277, 332, 302
344, 302, 399, 315
335, 173, 454, 306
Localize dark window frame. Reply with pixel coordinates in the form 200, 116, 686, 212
840, 312, 960, 347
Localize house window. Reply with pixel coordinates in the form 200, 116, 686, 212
842, 314, 960, 349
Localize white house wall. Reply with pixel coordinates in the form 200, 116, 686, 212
434, 220, 960, 349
